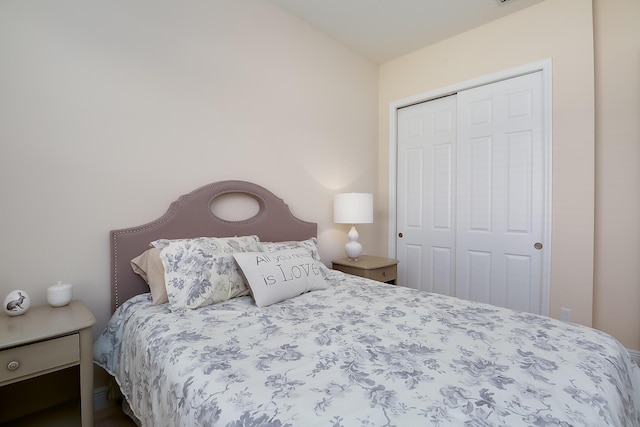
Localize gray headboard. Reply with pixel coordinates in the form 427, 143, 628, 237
110, 180, 317, 313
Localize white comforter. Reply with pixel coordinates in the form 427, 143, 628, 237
94, 271, 640, 426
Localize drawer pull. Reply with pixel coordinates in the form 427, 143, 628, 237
382, 271, 387, 276
7, 360, 19, 371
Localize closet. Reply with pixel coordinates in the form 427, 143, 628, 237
396, 71, 547, 315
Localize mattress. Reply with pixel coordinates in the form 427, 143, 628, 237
94, 270, 640, 426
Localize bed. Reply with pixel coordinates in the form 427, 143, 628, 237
94, 180, 640, 427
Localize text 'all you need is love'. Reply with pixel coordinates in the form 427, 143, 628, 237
254, 253, 321, 286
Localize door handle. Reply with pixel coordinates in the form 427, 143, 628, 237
534, 242, 543, 250
398, 233, 403, 238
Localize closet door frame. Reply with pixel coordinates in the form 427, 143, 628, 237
387, 59, 553, 316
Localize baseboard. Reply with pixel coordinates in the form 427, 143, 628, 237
628, 348, 640, 367
93, 386, 111, 412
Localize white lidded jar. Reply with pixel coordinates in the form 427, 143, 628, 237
47, 281, 73, 307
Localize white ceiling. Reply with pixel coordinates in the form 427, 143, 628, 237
269, 0, 546, 63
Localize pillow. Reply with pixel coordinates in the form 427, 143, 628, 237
234, 248, 330, 307
130, 248, 168, 305
260, 238, 332, 276
261, 238, 322, 260
152, 235, 261, 310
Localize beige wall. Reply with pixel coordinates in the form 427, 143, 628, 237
0, 0, 379, 340
1, 0, 637, 371
378, 0, 596, 327
593, 0, 640, 350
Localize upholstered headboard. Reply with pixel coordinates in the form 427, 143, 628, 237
110, 180, 317, 312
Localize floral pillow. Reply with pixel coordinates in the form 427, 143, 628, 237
234, 248, 330, 307
261, 238, 322, 260
152, 235, 261, 310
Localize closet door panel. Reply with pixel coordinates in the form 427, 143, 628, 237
397, 95, 456, 294
456, 72, 544, 314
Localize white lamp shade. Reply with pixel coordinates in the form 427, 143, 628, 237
334, 193, 373, 224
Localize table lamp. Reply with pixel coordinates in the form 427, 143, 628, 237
334, 192, 373, 260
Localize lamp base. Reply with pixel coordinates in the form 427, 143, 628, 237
345, 242, 362, 260
345, 226, 363, 260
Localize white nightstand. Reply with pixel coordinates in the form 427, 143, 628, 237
0, 300, 96, 426
332, 255, 398, 284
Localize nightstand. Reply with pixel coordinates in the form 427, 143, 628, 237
332, 255, 398, 284
0, 300, 96, 426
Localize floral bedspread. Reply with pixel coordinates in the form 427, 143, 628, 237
94, 271, 640, 427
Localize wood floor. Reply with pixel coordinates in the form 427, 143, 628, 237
0, 401, 136, 427
95, 404, 138, 427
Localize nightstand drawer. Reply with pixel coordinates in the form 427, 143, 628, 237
365, 265, 397, 282
332, 255, 398, 284
0, 334, 79, 384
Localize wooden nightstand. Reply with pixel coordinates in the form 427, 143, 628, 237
332, 255, 398, 284
0, 300, 96, 426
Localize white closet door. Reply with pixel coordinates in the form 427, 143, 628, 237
396, 71, 546, 315
456, 72, 544, 313
396, 95, 457, 294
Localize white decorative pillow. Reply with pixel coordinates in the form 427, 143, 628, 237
261, 238, 332, 277
234, 249, 330, 307
152, 235, 261, 310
